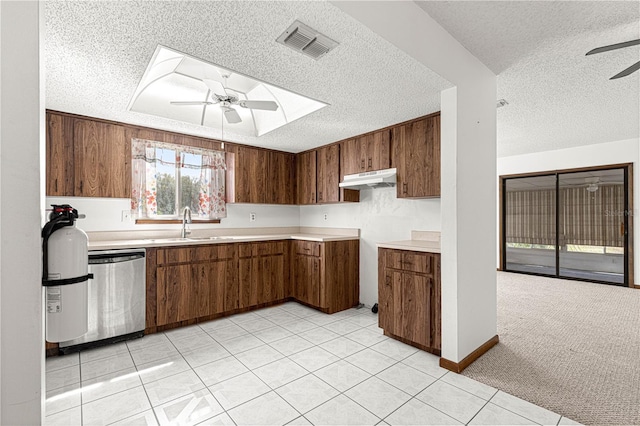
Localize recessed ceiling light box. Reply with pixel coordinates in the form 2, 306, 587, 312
128, 45, 328, 137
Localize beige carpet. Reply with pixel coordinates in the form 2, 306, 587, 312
462, 272, 640, 425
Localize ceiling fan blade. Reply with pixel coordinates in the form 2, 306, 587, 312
610, 60, 640, 80
224, 107, 242, 124
238, 100, 279, 111
586, 39, 640, 55
202, 79, 228, 96
170, 101, 214, 105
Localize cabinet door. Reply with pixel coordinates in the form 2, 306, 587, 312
293, 255, 320, 306
46, 113, 75, 196
156, 264, 193, 326
297, 151, 317, 205
400, 273, 431, 347
317, 145, 339, 203
233, 146, 267, 203
394, 116, 440, 198
73, 119, 128, 198
342, 138, 363, 176
268, 151, 296, 204
256, 254, 286, 304
379, 268, 401, 334
368, 130, 390, 171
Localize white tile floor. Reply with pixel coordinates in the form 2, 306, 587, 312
45, 302, 581, 426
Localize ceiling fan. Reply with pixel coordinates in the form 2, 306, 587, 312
170, 75, 279, 124
586, 39, 640, 80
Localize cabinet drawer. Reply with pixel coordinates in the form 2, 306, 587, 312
255, 241, 286, 256
238, 243, 253, 259
384, 250, 431, 274
295, 241, 321, 257
402, 252, 431, 274
157, 244, 235, 265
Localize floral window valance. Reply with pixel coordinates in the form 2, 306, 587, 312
131, 138, 227, 220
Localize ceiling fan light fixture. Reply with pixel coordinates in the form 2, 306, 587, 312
586, 183, 599, 193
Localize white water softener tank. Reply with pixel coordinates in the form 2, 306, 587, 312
42, 205, 91, 342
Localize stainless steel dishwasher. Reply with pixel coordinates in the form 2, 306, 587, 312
59, 248, 146, 353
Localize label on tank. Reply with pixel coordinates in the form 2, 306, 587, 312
46, 285, 62, 313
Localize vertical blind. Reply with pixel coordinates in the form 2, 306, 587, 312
506, 184, 624, 247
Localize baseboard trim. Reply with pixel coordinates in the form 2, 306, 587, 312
439, 335, 499, 373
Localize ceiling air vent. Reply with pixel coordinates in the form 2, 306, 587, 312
277, 20, 338, 60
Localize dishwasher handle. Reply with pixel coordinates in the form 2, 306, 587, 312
89, 253, 145, 264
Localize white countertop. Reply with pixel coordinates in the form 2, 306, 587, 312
376, 240, 441, 253
377, 230, 441, 253
88, 228, 359, 251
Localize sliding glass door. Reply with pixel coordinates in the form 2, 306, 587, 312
504, 175, 557, 276
503, 166, 629, 286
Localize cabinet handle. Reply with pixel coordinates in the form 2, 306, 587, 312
311, 193, 315, 203
360, 159, 365, 170
402, 183, 408, 194
368, 158, 372, 168
385, 276, 391, 285
319, 191, 322, 201
80, 180, 83, 193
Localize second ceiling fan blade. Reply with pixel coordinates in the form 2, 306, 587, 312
611, 60, 640, 80
238, 100, 279, 111
170, 101, 214, 105
202, 79, 228, 96
586, 39, 640, 55
224, 108, 242, 124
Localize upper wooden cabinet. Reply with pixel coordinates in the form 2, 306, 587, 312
316, 145, 340, 204
297, 150, 317, 205
342, 130, 391, 176
226, 145, 296, 205
47, 112, 128, 198
229, 145, 267, 204
392, 114, 441, 198
46, 113, 74, 196
268, 151, 296, 205
73, 119, 128, 198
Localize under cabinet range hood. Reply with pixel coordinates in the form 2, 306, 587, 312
339, 168, 397, 189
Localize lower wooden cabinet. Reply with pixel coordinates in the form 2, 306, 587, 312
146, 239, 359, 332
239, 241, 288, 308
291, 239, 359, 314
155, 244, 238, 327
378, 248, 441, 354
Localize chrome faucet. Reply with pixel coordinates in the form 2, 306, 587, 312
181, 206, 192, 238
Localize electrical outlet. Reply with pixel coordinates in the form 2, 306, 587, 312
250, 212, 256, 222
323, 213, 328, 221
121, 210, 132, 222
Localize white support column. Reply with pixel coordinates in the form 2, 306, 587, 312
331, 1, 497, 365
0, 1, 44, 423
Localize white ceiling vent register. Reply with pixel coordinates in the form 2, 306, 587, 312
277, 20, 339, 60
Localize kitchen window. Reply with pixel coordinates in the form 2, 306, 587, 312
131, 139, 226, 221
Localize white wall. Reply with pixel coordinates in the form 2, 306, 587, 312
46, 197, 300, 233
498, 137, 640, 282
300, 187, 441, 307
0, 2, 44, 423
333, 1, 497, 363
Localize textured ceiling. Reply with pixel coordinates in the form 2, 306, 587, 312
417, 1, 640, 157
44, 1, 640, 157
44, 1, 451, 153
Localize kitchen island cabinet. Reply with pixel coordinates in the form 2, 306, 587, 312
378, 247, 441, 354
